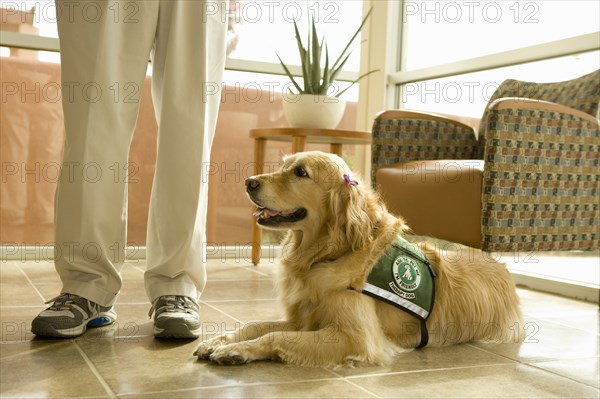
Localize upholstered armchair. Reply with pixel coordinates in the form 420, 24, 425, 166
372, 70, 600, 252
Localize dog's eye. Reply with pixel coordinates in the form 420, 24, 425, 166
294, 166, 309, 178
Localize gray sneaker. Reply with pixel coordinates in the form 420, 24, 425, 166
149, 295, 201, 339
31, 293, 117, 338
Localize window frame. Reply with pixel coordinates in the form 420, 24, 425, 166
0, 31, 359, 83
387, 1, 599, 110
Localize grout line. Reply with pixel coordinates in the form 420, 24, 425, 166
525, 361, 600, 390
464, 343, 521, 360
206, 277, 272, 282
522, 314, 600, 337
117, 376, 346, 397
199, 301, 244, 324
15, 263, 47, 303
72, 340, 118, 399
128, 264, 146, 274
200, 298, 277, 304
344, 362, 516, 380
327, 369, 383, 399
0, 340, 71, 357
244, 266, 271, 277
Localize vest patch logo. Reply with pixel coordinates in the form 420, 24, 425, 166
389, 255, 422, 299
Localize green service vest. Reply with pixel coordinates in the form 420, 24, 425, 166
362, 235, 436, 347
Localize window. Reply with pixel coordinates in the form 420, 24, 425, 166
228, 0, 363, 72
0, 0, 364, 96
401, 50, 600, 118
402, 0, 600, 70
387, 1, 600, 116
0, 0, 60, 61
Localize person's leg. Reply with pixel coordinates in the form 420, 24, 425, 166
33, 0, 158, 337
144, 0, 227, 337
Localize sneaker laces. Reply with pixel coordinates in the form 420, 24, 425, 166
148, 295, 198, 318
45, 293, 98, 313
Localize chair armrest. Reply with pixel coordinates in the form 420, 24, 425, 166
375, 109, 479, 130
371, 109, 479, 182
480, 98, 600, 252
489, 97, 599, 125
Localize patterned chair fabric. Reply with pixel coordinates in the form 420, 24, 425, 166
371, 70, 600, 251
475, 70, 600, 159
371, 112, 478, 182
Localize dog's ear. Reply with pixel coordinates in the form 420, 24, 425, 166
328, 177, 374, 251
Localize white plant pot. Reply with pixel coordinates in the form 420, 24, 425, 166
283, 94, 347, 129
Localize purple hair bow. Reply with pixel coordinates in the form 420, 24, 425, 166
343, 174, 359, 186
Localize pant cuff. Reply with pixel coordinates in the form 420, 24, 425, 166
61, 281, 120, 308
145, 280, 201, 304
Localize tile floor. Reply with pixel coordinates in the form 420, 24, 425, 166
1, 259, 599, 398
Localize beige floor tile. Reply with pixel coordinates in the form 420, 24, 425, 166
206, 261, 270, 281
120, 379, 376, 399
518, 289, 599, 334
472, 317, 599, 362
17, 261, 61, 284
0, 339, 68, 360
76, 336, 338, 396
205, 299, 283, 323
114, 268, 151, 304
2, 258, 599, 399
0, 340, 111, 398
241, 259, 279, 277
0, 281, 44, 307
531, 357, 600, 388
349, 363, 600, 398
1, 262, 46, 307
332, 344, 516, 378
0, 306, 44, 342
202, 278, 277, 302
1, 261, 22, 280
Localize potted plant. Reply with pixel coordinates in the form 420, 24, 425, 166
277, 8, 378, 129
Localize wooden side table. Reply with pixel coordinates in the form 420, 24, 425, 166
249, 127, 372, 265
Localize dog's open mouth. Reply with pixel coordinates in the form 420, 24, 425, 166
253, 206, 307, 225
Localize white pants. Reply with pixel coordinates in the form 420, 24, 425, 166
54, 0, 227, 307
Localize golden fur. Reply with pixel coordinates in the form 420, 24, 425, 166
194, 151, 523, 367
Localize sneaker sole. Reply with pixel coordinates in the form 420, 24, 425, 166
31, 319, 87, 338
154, 322, 201, 339
31, 310, 117, 338
87, 310, 118, 328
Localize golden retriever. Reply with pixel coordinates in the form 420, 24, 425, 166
194, 151, 523, 366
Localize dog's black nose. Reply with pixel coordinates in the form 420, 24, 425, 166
245, 178, 260, 191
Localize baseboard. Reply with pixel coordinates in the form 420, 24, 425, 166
512, 270, 599, 304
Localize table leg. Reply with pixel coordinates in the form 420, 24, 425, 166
330, 143, 343, 156
291, 136, 306, 153
251, 138, 266, 265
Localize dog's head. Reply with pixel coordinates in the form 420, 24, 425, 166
246, 151, 384, 251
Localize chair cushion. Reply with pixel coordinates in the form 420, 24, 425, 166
376, 160, 484, 248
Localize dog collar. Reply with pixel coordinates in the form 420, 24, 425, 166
362, 235, 436, 348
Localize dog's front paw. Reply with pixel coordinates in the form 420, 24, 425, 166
209, 343, 255, 366
193, 335, 229, 360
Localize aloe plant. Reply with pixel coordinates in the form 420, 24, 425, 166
276, 7, 378, 98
